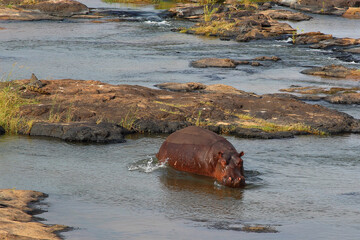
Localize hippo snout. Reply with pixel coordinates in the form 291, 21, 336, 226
222, 175, 245, 188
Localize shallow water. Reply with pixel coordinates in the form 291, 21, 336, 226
0, 1, 360, 239
0, 134, 360, 239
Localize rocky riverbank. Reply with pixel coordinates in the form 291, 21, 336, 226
1, 77, 360, 142
0, 189, 67, 240
274, 0, 360, 18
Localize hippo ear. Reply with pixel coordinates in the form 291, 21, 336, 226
239, 151, 244, 157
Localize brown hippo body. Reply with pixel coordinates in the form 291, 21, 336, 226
156, 126, 245, 188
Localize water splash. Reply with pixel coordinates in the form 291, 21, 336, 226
144, 20, 170, 26
128, 157, 167, 173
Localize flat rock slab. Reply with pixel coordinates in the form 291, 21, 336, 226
190, 57, 276, 68
30, 122, 126, 143
155, 82, 254, 96
190, 58, 238, 68
260, 9, 312, 21
0, 0, 89, 20
9, 79, 360, 139
0, 189, 67, 240
301, 65, 360, 79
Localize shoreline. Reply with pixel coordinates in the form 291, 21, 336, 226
0, 189, 68, 240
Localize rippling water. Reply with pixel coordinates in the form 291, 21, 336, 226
0, 0, 360, 239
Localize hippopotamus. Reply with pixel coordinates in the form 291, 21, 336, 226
156, 126, 245, 188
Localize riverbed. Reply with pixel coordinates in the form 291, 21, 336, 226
0, 0, 360, 239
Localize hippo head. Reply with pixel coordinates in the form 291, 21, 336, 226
216, 151, 245, 188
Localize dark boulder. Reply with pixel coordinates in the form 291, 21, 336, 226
0, 126, 5, 135
29, 122, 126, 143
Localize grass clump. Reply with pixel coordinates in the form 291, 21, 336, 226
0, 82, 36, 134
119, 108, 139, 130
189, 20, 237, 36
226, 111, 325, 135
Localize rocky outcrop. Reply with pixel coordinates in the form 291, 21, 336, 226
292, 32, 360, 57
179, 9, 295, 42
0, 0, 89, 20
275, 0, 360, 16
260, 9, 312, 21
343, 7, 360, 18
301, 65, 360, 79
293, 32, 333, 45
29, 122, 126, 143
0, 189, 68, 240
7, 79, 360, 138
0, 125, 5, 135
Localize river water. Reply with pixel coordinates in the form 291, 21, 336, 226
0, 1, 360, 239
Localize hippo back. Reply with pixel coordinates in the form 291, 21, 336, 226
157, 126, 237, 176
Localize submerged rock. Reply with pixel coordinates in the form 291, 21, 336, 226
30, 122, 126, 143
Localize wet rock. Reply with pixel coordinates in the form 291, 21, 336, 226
326, 93, 360, 104
253, 56, 281, 61
0, 0, 89, 20
0, 126, 5, 135
344, 47, 360, 54
29, 122, 126, 143
0, 189, 68, 240
310, 37, 360, 49
191, 58, 238, 68
301, 65, 360, 79
293, 32, 333, 45
135, 120, 190, 134
155, 82, 207, 92
242, 225, 278, 233
343, 7, 360, 18
231, 127, 295, 139
260, 9, 312, 21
